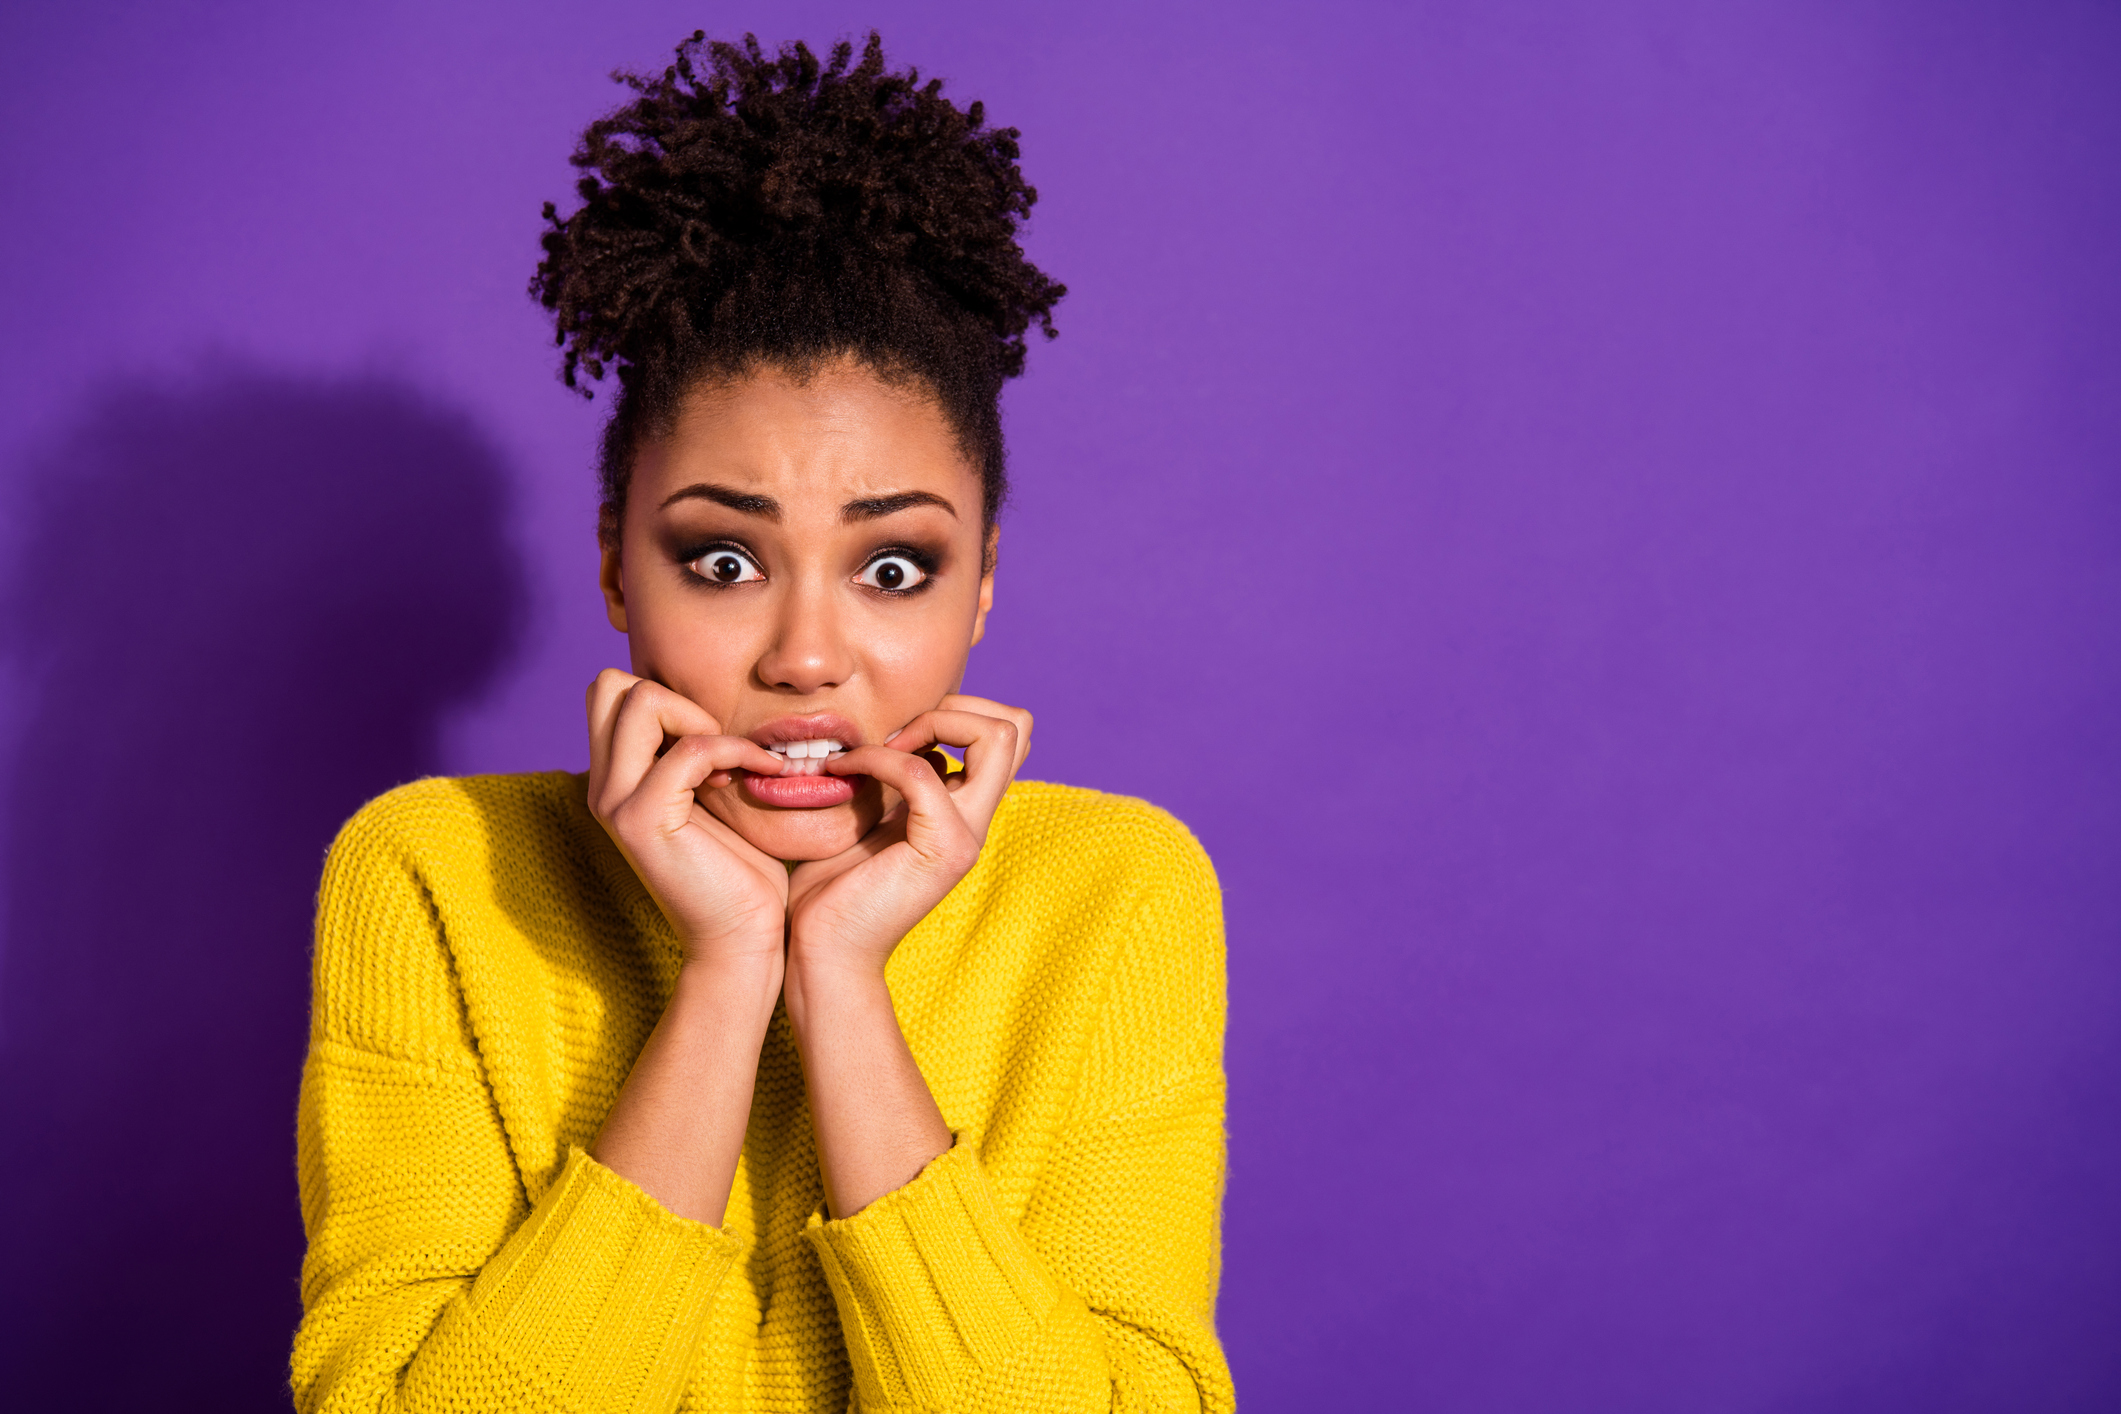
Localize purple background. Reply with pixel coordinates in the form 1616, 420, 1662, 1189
3, 1, 2117, 1408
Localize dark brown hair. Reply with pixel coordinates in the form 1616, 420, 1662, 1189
532, 31, 1065, 540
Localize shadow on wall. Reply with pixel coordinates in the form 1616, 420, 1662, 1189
0, 369, 524, 1409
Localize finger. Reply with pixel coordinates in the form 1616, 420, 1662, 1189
624, 733, 786, 834
600, 734, 790, 914
586, 668, 644, 800
884, 709, 1021, 832
937, 694, 1033, 775
686, 794, 793, 906
827, 745, 979, 860
890, 710, 1017, 826
600, 680, 727, 816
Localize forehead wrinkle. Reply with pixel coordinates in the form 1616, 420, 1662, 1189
656, 369, 976, 524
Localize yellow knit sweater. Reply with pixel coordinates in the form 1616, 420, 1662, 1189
292, 771, 1232, 1413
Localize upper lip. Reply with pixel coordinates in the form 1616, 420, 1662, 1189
747, 713, 863, 749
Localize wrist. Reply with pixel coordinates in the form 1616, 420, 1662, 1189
780, 952, 889, 1032
673, 952, 785, 1027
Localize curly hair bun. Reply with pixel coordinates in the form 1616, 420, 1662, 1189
533, 31, 1065, 528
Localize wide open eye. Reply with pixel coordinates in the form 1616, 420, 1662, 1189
688, 547, 764, 585
855, 553, 929, 593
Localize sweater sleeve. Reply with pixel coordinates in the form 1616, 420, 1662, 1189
291, 794, 743, 1414
802, 821, 1234, 1414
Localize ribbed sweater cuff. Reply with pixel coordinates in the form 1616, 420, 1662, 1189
803, 1139, 1064, 1411
414, 1147, 743, 1414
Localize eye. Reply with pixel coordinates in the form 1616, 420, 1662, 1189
856, 553, 929, 593
688, 546, 764, 585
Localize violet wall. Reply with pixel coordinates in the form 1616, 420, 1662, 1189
3, 1, 2117, 1408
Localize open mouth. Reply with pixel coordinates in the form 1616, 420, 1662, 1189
738, 716, 863, 811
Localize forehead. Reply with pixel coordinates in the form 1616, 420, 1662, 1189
640, 360, 979, 508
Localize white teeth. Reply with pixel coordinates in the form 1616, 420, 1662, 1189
764, 737, 847, 770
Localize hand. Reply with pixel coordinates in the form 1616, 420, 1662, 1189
585, 669, 792, 971
785, 694, 1033, 983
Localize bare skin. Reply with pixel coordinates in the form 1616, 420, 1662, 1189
584, 357, 1032, 1224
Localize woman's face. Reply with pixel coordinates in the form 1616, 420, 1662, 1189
601, 357, 995, 861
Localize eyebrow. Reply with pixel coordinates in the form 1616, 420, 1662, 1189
658, 483, 958, 522
840, 490, 958, 522
661, 483, 781, 518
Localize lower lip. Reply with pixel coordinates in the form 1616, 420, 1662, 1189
741, 772, 857, 809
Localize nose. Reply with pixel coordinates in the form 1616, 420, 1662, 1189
754, 578, 854, 696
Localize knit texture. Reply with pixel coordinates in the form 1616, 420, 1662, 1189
293, 772, 1232, 1414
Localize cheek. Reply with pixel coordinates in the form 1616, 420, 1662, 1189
858, 595, 978, 697
626, 590, 755, 717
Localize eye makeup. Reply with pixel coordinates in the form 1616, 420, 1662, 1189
675, 539, 765, 588
670, 534, 952, 596
856, 543, 941, 596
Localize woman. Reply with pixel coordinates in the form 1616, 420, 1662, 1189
292, 32, 1232, 1414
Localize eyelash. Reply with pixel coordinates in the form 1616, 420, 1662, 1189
678, 540, 763, 589
676, 542, 941, 595
860, 545, 940, 596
